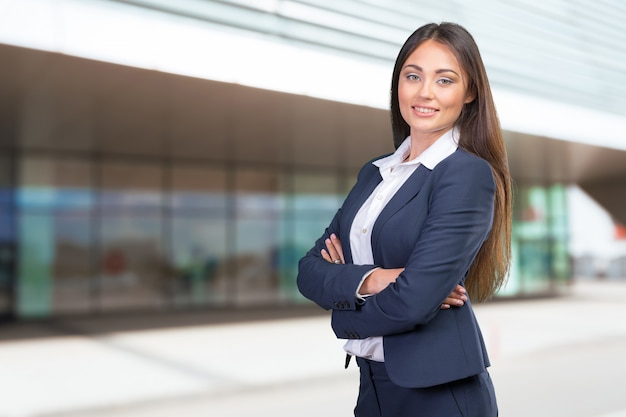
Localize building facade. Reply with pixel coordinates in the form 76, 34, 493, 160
2, 0, 626, 319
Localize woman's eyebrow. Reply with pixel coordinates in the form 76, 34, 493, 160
403, 64, 423, 72
403, 64, 459, 76
436, 68, 460, 76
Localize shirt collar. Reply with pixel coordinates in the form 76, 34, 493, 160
374, 127, 459, 171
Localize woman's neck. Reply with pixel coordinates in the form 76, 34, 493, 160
405, 128, 451, 162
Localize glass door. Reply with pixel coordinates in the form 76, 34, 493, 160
0, 155, 15, 319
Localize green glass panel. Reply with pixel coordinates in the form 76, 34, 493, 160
169, 216, 228, 306
17, 214, 53, 317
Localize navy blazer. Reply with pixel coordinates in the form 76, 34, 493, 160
297, 148, 495, 388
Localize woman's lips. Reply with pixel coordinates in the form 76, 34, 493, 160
413, 106, 438, 115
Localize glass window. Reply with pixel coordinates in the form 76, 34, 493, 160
98, 213, 166, 311
233, 169, 282, 305
234, 218, 280, 304
16, 157, 95, 317
97, 161, 165, 310
168, 164, 229, 306
507, 184, 570, 297
51, 212, 93, 313
18, 157, 93, 211
0, 155, 15, 242
17, 212, 54, 317
234, 169, 283, 216
548, 185, 570, 282
0, 154, 13, 207
100, 161, 162, 209
169, 216, 228, 306
281, 173, 341, 301
0, 155, 14, 316
17, 211, 94, 317
170, 165, 227, 211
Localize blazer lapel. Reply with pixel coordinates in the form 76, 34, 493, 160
371, 164, 431, 248
341, 167, 382, 263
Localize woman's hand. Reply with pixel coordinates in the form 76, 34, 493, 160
321, 234, 466, 309
361, 271, 466, 309
359, 267, 405, 295
440, 285, 467, 309
321, 233, 344, 265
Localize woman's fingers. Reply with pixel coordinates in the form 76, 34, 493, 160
321, 242, 340, 264
440, 285, 467, 309
322, 233, 344, 264
455, 284, 467, 295
330, 234, 345, 263
324, 238, 340, 262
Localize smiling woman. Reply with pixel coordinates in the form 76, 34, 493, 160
297, 22, 511, 417
397, 39, 476, 158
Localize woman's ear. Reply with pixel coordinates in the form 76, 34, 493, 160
464, 88, 476, 104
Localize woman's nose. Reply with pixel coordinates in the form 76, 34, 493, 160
418, 81, 434, 99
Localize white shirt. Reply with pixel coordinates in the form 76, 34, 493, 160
344, 127, 459, 362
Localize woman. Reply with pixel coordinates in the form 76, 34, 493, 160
297, 22, 511, 416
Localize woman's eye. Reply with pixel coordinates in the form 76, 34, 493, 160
438, 78, 453, 85
406, 74, 419, 81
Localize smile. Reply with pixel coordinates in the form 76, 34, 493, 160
413, 106, 438, 114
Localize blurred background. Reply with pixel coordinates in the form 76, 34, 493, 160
0, 0, 625, 416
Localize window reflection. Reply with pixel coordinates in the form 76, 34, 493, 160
0, 154, 14, 315
233, 169, 282, 305
235, 169, 283, 216
18, 157, 93, 210
17, 157, 93, 317
100, 161, 162, 208
234, 218, 280, 304
0, 155, 12, 206
169, 165, 229, 306
11, 151, 359, 316
52, 212, 92, 313
170, 165, 227, 211
506, 184, 570, 296
281, 173, 341, 301
96, 161, 166, 310
99, 214, 166, 310
18, 213, 53, 317
17, 213, 92, 316
170, 217, 227, 305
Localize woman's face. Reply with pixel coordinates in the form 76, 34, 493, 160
398, 39, 474, 143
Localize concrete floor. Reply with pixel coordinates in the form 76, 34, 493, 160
1, 280, 625, 417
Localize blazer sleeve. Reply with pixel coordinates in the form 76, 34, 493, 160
296, 211, 379, 311
331, 154, 496, 338
296, 162, 381, 312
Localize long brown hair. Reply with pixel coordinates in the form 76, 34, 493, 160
391, 22, 512, 301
